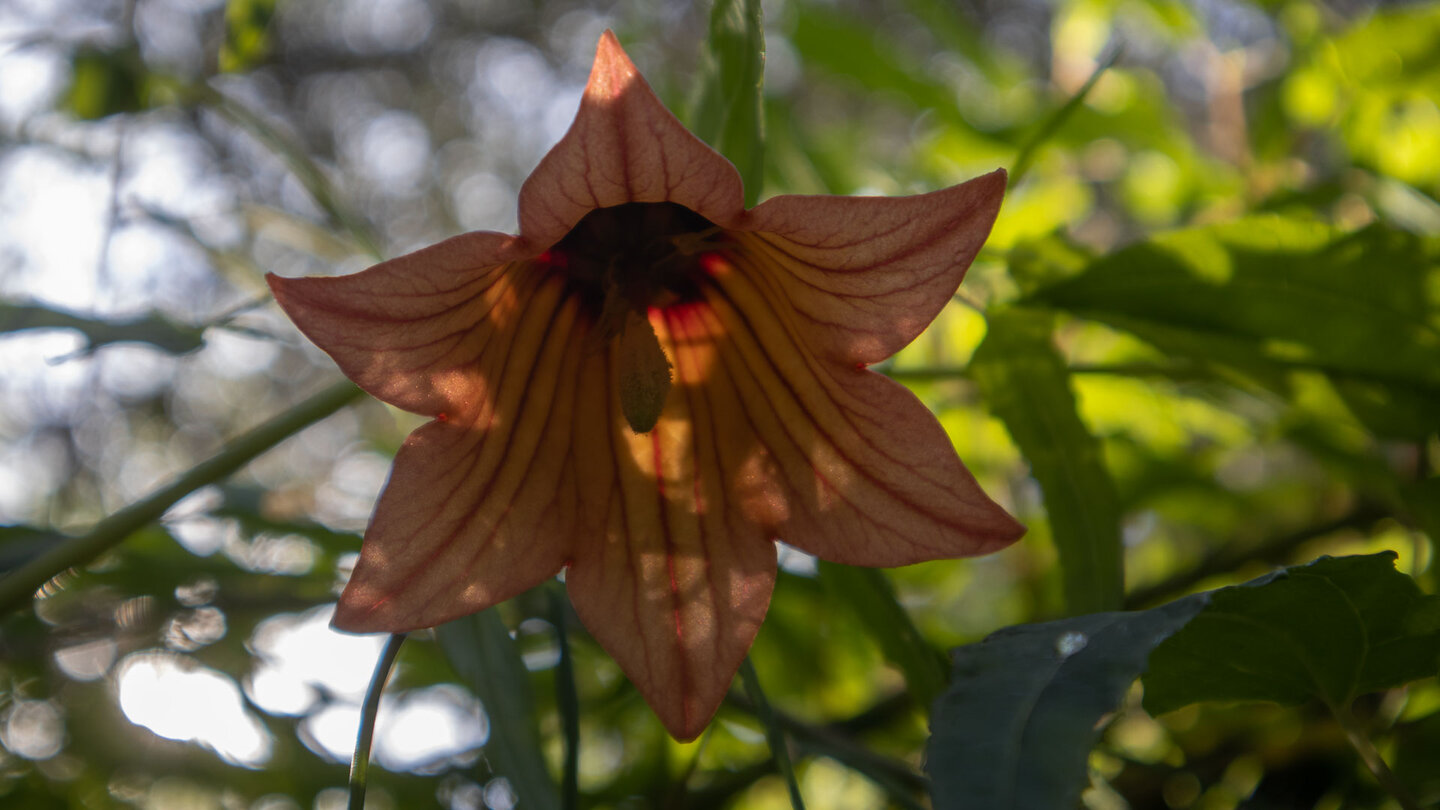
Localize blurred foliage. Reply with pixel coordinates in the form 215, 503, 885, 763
220, 0, 279, 73
1, 0, 1439, 809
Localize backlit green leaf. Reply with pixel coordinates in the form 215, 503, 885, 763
437, 610, 559, 810
970, 308, 1125, 614
1028, 219, 1440, 391
690, 0, 765, 207
818, 561, 948, 707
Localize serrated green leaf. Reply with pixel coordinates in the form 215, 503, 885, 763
928, 553, 1440, 809
1143, 552, 1440, 715
690, 0, 765, 207
818, 561, 948, 707
437, 610, 559, 810
926, 596, 1208, 810
970, 308, 1125, 614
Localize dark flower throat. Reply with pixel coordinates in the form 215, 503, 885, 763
538, 202, 723, 434
544, 202, 721, 336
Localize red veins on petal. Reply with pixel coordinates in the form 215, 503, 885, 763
266, 29, 1023, 742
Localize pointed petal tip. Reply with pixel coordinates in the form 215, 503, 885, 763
992, 509, 1029, 548
670, 721, 706, 744
971, 166, 1009, 208
650, 685, 725, 742
264, 271, 318, 316
329, 603, 384, 636
263, 270, 289, 298
988, 167, 1009, 196
588, 29, 638, 100
331, 585, 431, 635
960, 497, 1028, 556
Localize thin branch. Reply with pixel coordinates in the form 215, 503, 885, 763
725, 691, 929, 804
0, 381, 364, 615
1010, 45, 1123, 186
1335, 704, 1423, 810
739, 658, 806, 810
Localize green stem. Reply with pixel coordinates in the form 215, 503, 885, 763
738, 657, 805, 810
1333, 705, 1422, 810
350, 633, 407, 810
0, 381, 364, 615
724, 691, 926, 806
194, 85, 383, 260
1009, 45, 1122, 187
550, 588, 580, 810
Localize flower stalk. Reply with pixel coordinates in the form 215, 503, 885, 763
350, 632, 407, 810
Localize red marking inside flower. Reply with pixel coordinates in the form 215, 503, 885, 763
698, 252, 728, 275
651, 428, 691, 727
435, 412, 448, 422
535, 248, 569, 272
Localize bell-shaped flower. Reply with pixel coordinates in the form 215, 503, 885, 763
268, 31, 1024, 740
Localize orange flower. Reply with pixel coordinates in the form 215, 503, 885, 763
268, 31, 1023, 740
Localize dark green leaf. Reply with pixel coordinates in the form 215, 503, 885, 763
928, 554, 1440, 809
970, 308, 1125, 614
1406, 477, 1440, 553
1143, 552, 1440, 715
690, 0, 765, 207
437, 610, 559, 810
927, 596, 1207, 810
0, 525, 59, 574
818, 562, 948, 707
1332, 375, 1440, 441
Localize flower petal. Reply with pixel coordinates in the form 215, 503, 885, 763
266, 232, 535, 416
331, 271, 584, 632
516, 31, 745, 249
687, 249, 1025, 565
739, 169, 1007, 365
565, 313, 775, 741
